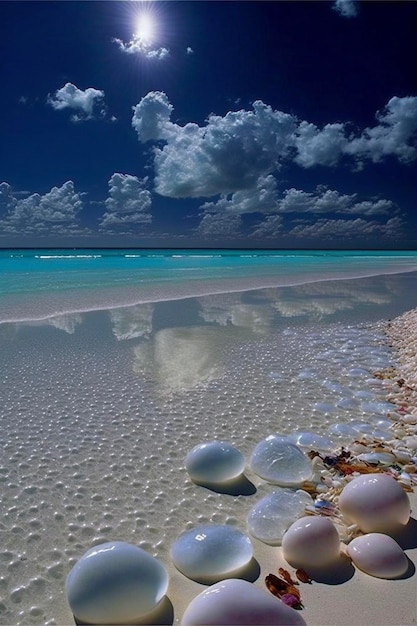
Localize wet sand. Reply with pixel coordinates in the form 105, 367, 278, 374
0, 279, 416, 625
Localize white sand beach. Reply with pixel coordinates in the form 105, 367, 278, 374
0, 292, 416, 626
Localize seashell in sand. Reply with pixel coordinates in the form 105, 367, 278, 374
185, 441, 245, 484
346, 533, 408, 579
181, 578, 306, 625
338, 473, 410, 533
65, 541, 168, 625
171, 524, 253, 583
282, 516, 340, 568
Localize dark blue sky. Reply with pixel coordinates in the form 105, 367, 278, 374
1, 0, 416, 248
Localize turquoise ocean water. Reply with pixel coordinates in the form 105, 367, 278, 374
2, 248, 417, 323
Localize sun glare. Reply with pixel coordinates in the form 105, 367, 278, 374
134, 12, 155, 43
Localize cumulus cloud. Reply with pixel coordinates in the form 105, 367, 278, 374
0, 181, 85, 235
294, 122, 348, 167
251, 214, 284, 239
289, 216, 404, 240
333, 0, 358, 18
345, 96, 417, 164
113, 36, 169, 60
196, 213, 242, 239
47, 82, 108, 122
132, 92, 417, 202
278, 186, 395, 216
99, 173, 152, 231
132, 92, 297, 197
200, 175, 280, 215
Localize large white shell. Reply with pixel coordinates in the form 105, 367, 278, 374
247, 488, 313, 545
282, 516, 340, 568
181, 578, 306, 625
171, 525, 253, 582
185, 441, 245, 484
347, 533, 408, 579
339, 473, 410, 533
65, 541, 169, 625
250, 436, 313, 486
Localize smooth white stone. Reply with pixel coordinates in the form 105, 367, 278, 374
181, 578, 306, 626
65, 541, 168, 625
185, 441, 245, 484
250, 436, 313, 487
282, 516, 340, 567
282, 516, 340, 568
287, 431, 334, 451
171, 525, 253, 582
329, 423, 358, 437
339, 474, 410, 533
347, 533, 408, 579
247, 488, 313, 545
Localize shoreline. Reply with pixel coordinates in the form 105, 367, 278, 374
2, 265, 417, 326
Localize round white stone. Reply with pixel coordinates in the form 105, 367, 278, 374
65, 541, 168, 625
347, 533, 408, 579
185, 441, 245, 484
282, 516, 341, 568
181, 578, 306, 626
250, 436, 313, 486
339, 473, 410, 533
247, 488, 313, 545
171, 525, 253, 582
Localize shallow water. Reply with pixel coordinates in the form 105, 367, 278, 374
1, 273, 417, 624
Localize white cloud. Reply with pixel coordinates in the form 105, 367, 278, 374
289, 216, 404, 240
0, 181, 85, 235
0, 182, 17, 213
196, 213, 242, 239
278, 186, 395, 216
344, 96, 417, 164
132, 93, 417, 202
251, 214, 284, 239
132, 92, 297, 197
294, 122, 348, 167
100, 173, 152, 231
47, 82, 108, 122
200, 175, 280, 215
113, 36, 169, 60
333, 0, 358, 18
186, 47, 194, 55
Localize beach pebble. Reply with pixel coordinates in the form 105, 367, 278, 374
185, 441, 245, 484
181, 578, 306, 625
247, 488, 313, 545
282, 516, 340, 568
250, 436, 313, 486
65, 541, 168, 625
287, 431, 335, 451
346, 533, 408, 579
356, 452, 395, 465
171, 525, 253, 582
339, 473, 410, 533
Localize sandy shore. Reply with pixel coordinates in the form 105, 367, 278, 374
1, 297, 417, 626
166, 307, 417, 626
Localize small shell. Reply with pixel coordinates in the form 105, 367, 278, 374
295, 568, 312, 584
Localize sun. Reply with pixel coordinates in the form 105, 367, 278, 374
134, 12, 155, 43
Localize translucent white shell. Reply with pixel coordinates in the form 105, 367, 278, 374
338, 473, 410, 533
185, 441, 245, 484
347, 533, 408, 579
181, 578, 306, 626
247, 488, 313, 545
250, 436, 313, 486
171, 524, 253, 583
282, 516, 340, 568
65, 541, 169, 625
